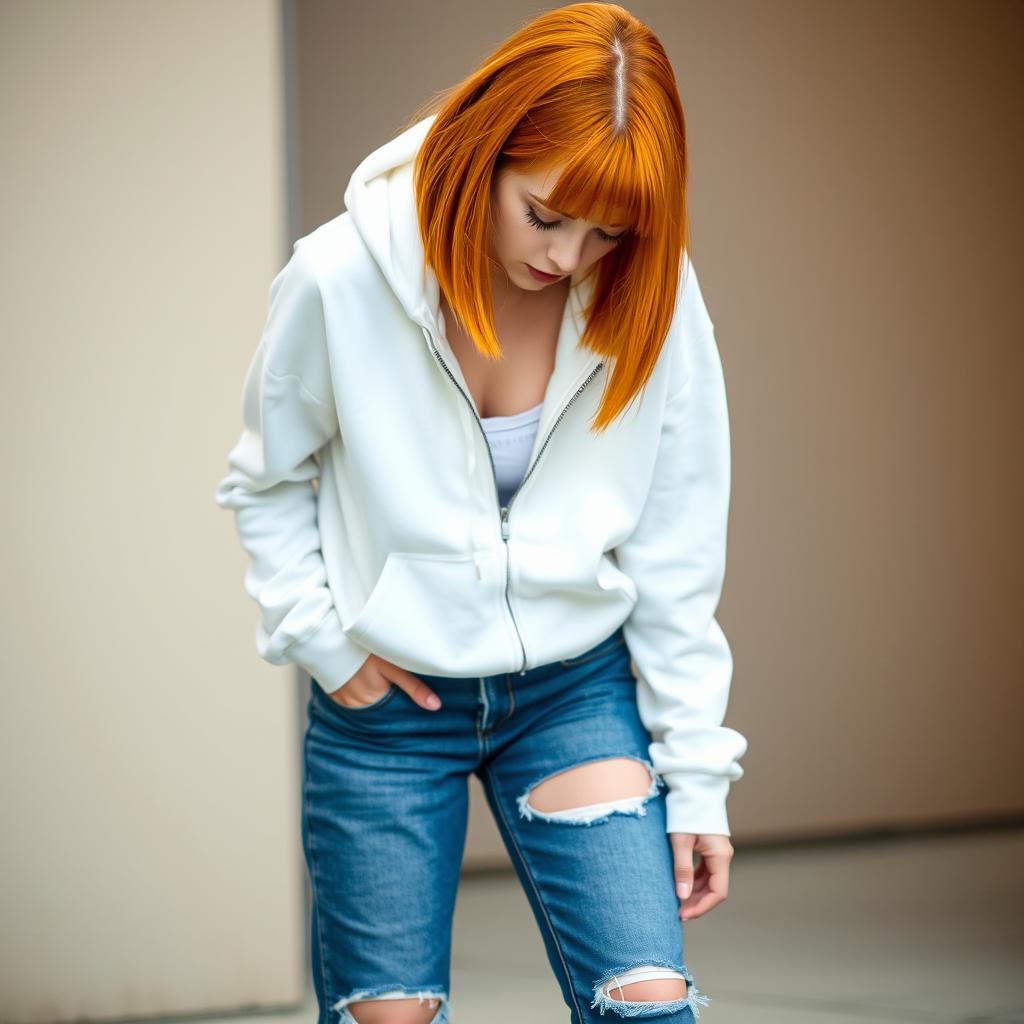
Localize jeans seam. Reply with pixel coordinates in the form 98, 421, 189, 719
303, 729, 334, 1012
493, 673, 516, 729
480, 765, 583, 1022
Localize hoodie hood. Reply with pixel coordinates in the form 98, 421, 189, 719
342, 114, 596, 351
343, 114, 441, 332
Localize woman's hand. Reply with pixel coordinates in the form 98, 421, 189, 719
670, 832, 733, 921
328, 654, 443, 711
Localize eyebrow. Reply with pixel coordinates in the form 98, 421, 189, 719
527, 192, 627, 232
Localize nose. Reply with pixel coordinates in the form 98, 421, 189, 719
546, 232, 587, 275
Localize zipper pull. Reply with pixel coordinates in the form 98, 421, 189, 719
500, 506, 510, 541
473, 551, 485, 580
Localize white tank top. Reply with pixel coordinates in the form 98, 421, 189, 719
480, 400, 544, 507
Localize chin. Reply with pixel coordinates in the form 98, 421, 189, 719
512, 264, 547, 288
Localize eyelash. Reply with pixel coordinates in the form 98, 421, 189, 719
524, 205, 626, 245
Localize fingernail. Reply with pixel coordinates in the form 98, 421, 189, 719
426, 695, 441, 710
677, 882, 689, 899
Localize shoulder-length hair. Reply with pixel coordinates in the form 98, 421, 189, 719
403, 2, 693, 434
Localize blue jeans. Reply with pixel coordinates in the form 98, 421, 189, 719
302, 625, 710, 1023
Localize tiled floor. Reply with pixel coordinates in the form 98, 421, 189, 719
248, 825, 1024, 1023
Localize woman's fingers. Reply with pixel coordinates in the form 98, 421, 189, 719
387, 665, 443, 711
680, 850, 731, 921
335, 655, 441, 712
328, 673, 390, 707
327, 655, 389, 707
670, 833, 733, 922
329, 685, 385, 708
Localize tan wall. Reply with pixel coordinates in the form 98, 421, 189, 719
1, 0, 308, 1018
292, 0, 1024, 856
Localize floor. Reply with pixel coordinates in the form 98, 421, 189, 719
243, 825, 1024, 1023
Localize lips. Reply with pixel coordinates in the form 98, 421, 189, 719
527, 264, 564, 282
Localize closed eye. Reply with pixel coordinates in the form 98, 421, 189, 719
524, 204, 626, 245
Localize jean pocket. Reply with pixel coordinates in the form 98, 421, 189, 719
559, 627, 628, 668
311, 677, 398, 714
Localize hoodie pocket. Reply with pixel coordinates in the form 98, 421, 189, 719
344, 551, 489, 667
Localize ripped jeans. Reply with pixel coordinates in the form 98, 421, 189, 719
302, 624, 710, 1023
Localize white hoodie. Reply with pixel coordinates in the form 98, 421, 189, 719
214, 114, 748, 836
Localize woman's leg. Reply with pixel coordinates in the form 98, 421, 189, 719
475, 627, 711, 1022
301, 675, 479, 1024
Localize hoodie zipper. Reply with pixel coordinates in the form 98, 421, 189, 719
421, 325, 604, 674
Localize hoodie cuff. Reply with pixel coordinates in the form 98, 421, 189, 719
283, 612, 372, 692
659, 771, 734, 836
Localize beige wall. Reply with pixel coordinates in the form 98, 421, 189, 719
1, 0, 307, 1018
293, 0, 1024, 850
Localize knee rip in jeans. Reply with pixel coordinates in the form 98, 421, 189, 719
516, 754, 663, 826
591, 964, 712, 1019
333, 988, 447, 1024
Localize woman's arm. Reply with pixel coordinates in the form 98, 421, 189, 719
615, 286, 749, 837
214, 242, 372, 691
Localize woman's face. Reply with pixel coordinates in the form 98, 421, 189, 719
488, 163, 629, 294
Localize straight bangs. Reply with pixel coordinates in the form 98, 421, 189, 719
543, 145, 660, 241
502, 101, 669, 244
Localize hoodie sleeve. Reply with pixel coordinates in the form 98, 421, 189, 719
214, 241, 373, 691
614, 277, 749, 837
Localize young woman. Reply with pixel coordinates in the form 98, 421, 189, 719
215, 4, 748, 1022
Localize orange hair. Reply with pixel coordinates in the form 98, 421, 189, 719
404, 2, 693, 433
